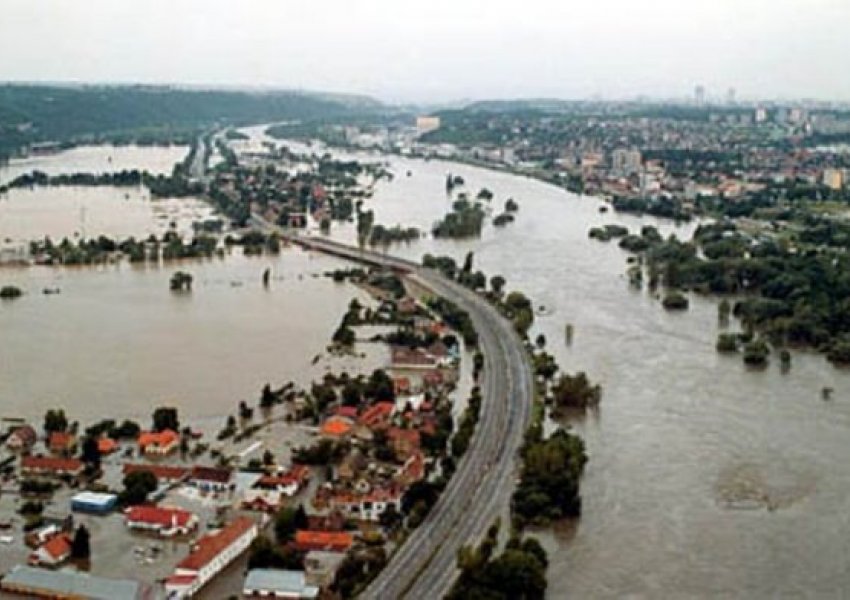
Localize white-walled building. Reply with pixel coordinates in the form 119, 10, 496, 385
165, 517, 258, 598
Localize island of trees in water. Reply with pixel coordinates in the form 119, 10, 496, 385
591, 216, 850, 367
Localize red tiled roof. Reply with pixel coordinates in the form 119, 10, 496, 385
388, 427, 420, 447
126, 505, 195, 529
294, 530, 353, 552
320, 416, 353, 437
138, 429, 178, 448
391, 346, 437, 367
38, 534, 71, 561
176, 517, 256, 571
21, 455, 82, 473
358, 402, 395, 427
190, 466, 232, 484
8, 426, 37, 447
48, 432, 75, 451
334, 406, 359, 419
98, 437, 118, 454
122, 464, 189, 481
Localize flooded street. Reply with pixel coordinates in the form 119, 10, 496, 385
4, 133, 850, 596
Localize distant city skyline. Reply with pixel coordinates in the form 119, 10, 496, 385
2, 0, 849, 104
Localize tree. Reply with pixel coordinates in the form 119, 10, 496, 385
43, 409, 68, 435
490, 275, 506, 296
121, 470, 158, 505
169, 271, 193, 291
71, 525, 90, 560
239, 401, 254, 420
551, 372, 601, 410
248, 535, 304, 570
111, 419, 140, 439
462, 251, 474, 274
152, 407, 179, 432
260, 384, 276, 409
275, 504, 308, 543
80, 436, 101, 469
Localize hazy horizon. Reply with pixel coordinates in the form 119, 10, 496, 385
3, 0, 849, 104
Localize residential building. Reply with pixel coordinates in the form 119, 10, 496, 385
28, 534, 71, 567
122, 463, 189, 484
357, 402, 395, 430
329, 488, 403, 522
387, 427, 421, 461
125, 505, 198, 537
415, 116, 441, 135
319, 416, 354, 438
165, 517, 258, 598
293, 530, 354, 553
824, 168, 844, 191
243, 569, 319, 599
390, 346, 438, 369
304, 551, 346, 588
137, 430, 179, 456
97, 437, 118, 455
1, 565, 149, 599
611, 148, 642, 176
189, 466, 232, 491
20, 456, 83, 478
71, 491, 118, 514
48, 431, 76, 455
6, 425, 37, 451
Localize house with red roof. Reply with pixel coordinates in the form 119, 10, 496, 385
243, 464, 311, 511
189, 466, 232, 491
319, 416, 354, 439
20, 456, 83, 478
333, 406, 359, 420
6, 425, 37, 452
122, 463, 189, 484
294, 530, 353, 553
165, 517, 258, 598
395, 452, 426, 486
125, 505, 198, 537
329, 487, 403, 522
358, 402, 395, 430
97, 437, 118, 455
138, 430, 179, 456
390, 346, 438, 370
28, 534, 71, 567
48, 431, 77, 456
387, 427, 421, 461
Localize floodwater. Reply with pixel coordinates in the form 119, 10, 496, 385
0, 142, 385, 424
0, 249, 385, 425
0, 144, 211, 248
0, 186, 215, 245
3, 131, 850, 596
252, 130, 850, 597
0, 144, 189, 185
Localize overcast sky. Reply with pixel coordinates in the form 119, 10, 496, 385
2, 0, 848, 103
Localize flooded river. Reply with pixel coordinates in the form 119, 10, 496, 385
3, 131, 850, 596
248, 127, 850, 597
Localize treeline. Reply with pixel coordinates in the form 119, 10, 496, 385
596, 219, 850, 365
0, 84, 378, 161
0, 169, 203, 198
432, 197, 486, 238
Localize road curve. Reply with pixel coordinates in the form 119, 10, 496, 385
262, 228, 534, 599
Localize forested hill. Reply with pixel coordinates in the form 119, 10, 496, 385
0, 84, 383, 160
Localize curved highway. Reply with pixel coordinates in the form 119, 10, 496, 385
259, 228, 534, 599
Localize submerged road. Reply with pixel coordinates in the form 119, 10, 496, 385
252, 218, 534, 599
